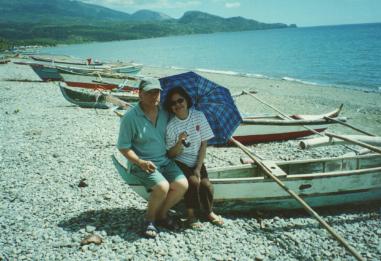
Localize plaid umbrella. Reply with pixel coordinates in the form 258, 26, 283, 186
159, 71, 242, 145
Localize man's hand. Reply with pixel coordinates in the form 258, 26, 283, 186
138, 159, 156, 173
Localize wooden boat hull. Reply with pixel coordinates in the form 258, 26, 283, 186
233, 107, 344, 144
60, 71, 140, 91
233, 124, 327, 144
112, 154, 381, 212
110, 64, 143, 74
31, 55, 104, 66
30, 64, 63, 81
59, 83, 138, 109
56, 64, 142, 75
29, 62, 142, 82
0, 59, 10, 64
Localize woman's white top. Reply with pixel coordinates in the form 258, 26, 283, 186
166, 108, 214, 167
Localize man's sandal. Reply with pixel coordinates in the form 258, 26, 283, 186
144, 221, 158, 238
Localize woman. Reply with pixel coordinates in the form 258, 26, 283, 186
164, 86, 224, 228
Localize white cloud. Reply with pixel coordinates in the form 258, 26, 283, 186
225, 2, 240, 8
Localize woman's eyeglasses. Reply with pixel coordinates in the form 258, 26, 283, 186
170, 98, 185, 106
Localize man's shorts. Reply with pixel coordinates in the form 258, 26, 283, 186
130, 160, 186, 191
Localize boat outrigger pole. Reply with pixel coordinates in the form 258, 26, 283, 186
324, 116, 376, 137
230, 137, 365, 261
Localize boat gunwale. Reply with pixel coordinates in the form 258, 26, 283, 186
113, 154, 381, 185
210, 166, 381, 184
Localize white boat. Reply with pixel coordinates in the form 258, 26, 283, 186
59, 70, 141, 91
233, 106, 345, 144
58, 83, 139, 109
112, 153, 381, 212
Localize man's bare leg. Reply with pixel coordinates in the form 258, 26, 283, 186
157, 178, 188, 220
146, 181, 169, 221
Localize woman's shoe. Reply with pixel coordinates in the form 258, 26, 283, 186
207, 214, 224, 226
186, 217, 203, 229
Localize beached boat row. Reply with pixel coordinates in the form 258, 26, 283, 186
15, 57, 350, 146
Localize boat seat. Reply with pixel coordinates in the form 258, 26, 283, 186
261, 160, 287, 178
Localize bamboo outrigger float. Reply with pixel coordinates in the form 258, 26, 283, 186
300, 135, 381, 149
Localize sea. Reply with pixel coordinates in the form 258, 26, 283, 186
43, 23, 381, 92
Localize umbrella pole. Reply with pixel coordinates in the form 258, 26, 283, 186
230, 137, 365, 261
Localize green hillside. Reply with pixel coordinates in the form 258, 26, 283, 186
0, 0, 296, 51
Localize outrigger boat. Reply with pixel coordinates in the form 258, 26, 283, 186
233, 106, 346, 144
30, 55, 143, 73
28, 62, 142, 82
112, 153, 381, 212
31, 55, 104, 66
58, 83, 139, 109
0, 57, 10, 64
59, 69, 141, 91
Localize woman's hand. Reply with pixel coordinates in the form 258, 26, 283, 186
193, 167, 201, 181
138, 159, 156, 173
178, 131, 188, 144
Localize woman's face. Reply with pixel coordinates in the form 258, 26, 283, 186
169, 93, 188, 116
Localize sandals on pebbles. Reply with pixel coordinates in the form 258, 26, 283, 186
144, 221, 159, 238
208, 214, 224, 227
186, 217, 203, 229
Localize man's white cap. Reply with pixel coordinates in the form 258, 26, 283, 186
139, 78, 162, 92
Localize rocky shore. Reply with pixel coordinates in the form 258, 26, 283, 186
1, 62, 380, 260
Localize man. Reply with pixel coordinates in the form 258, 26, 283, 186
117, 78, 188, 238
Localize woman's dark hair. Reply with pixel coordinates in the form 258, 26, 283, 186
163, 86, 193, 112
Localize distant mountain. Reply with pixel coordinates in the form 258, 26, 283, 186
179, 11, 292, 32
0, 0, 173, 24
131, 10, 173, 22
0, 0, 130, 23
0, 0, 296, 50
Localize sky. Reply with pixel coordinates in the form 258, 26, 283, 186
81, 0, 381, 27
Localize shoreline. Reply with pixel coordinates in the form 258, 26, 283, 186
1, 61, 380, 260
151, 64, 381, 94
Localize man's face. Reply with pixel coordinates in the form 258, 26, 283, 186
140, 89, 160, 106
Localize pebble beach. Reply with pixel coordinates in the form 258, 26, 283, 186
1, 61, 381, 261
